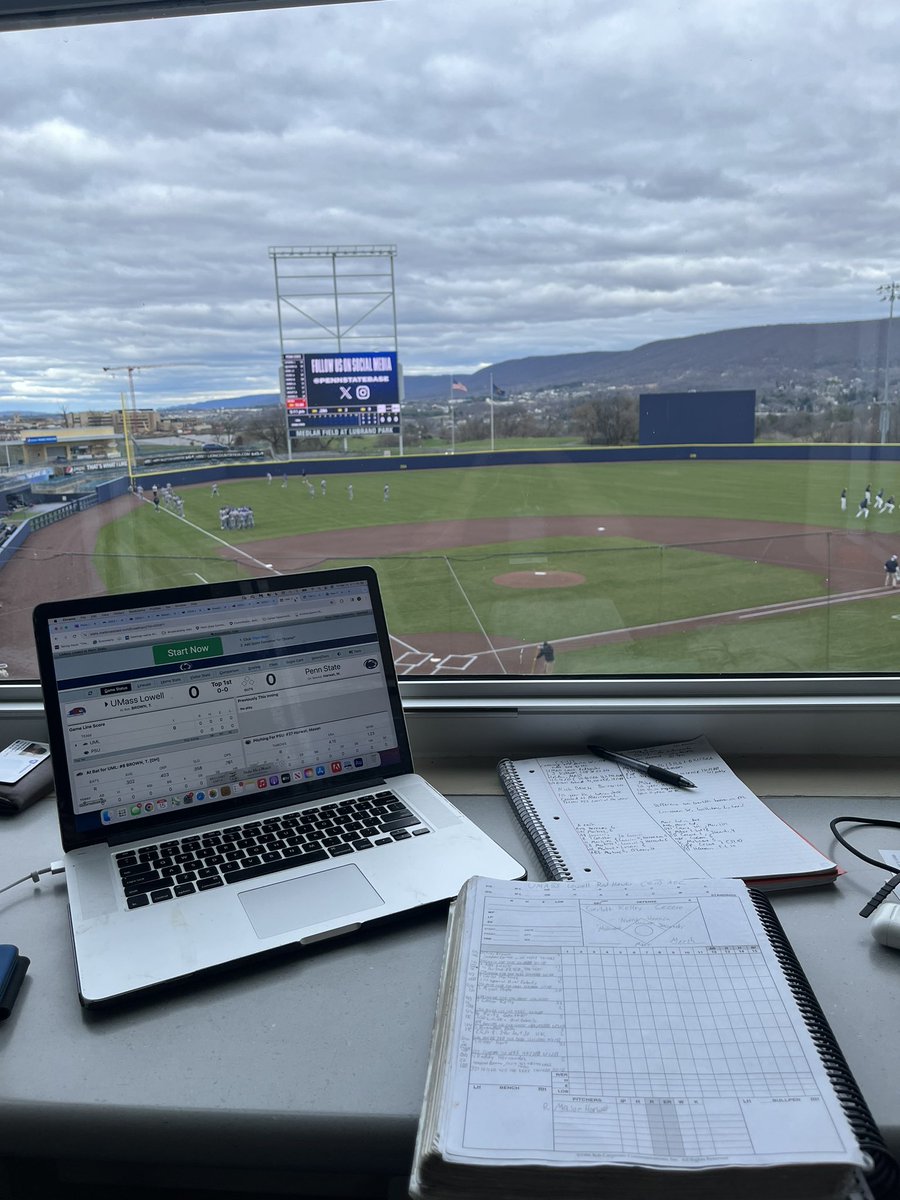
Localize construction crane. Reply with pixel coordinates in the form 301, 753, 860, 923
102, 361, 202, 413
102, 362, 203, 486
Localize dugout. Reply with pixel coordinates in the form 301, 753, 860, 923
639, 389, 756, 445
0, 480, 33, 513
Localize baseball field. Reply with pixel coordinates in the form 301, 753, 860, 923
4, 456, 899, 677
60, 457, 898, 677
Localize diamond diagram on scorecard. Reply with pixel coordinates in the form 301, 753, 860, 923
580, 899, 714, 945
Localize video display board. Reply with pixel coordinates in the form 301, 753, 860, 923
284, 352, 400, 437
639, 390, 756, 445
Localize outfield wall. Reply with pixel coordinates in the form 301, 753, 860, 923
133, 441, 900, 491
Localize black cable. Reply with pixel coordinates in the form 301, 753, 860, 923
858, 874, 900, 919
829, 817, 900, 918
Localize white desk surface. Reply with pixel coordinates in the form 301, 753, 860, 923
0, 758, 898, 1195
418, 755, 900, 798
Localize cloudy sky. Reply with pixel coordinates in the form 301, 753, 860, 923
2, 0, 900, 410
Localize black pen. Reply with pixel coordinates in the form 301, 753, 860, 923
587, 744, 696, 789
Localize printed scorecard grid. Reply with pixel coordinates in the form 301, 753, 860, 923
551, 945, 817, 1157
557, 945, 816, 1101
465, 892, 854, 1161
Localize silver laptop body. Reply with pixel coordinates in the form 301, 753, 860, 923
33, 566, 523, 1005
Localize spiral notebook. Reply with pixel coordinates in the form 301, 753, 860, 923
498, 737, 840, 891
410, 876, 898, 1200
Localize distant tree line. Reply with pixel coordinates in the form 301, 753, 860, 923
435, 393, 641, 447
755, 390, 900, 443
201, 385, 900, 454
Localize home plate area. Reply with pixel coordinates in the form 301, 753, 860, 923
392, 639, 479, 675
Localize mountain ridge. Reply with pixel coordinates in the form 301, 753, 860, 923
0, 318, 890, 416
446, 318, 888, 400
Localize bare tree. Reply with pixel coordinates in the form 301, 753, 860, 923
210, 409, 246, 447
243, 408, 288, 455
572, 394, 638, 445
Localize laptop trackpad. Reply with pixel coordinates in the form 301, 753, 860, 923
238, 865, 384, 940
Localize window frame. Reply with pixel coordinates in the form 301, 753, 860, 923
0, 0, 374, 34
6, 674, 899, 761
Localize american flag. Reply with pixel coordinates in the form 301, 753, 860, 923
451, 379, 467, 393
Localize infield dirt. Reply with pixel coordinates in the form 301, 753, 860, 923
4, 506, 895, 677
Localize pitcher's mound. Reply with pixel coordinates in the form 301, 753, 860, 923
494, 571, 585, 589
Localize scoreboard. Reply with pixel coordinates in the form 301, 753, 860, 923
284, 352, 400, 437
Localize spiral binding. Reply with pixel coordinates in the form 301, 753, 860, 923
748, 889, 900, 1200
498, 760, 573, 880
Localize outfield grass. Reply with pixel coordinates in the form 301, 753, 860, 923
134, 459, 900, 537
556, 593, 898, 674
96, 459, 900, 673
94, 511, 255, 593
356, 538, 822, 640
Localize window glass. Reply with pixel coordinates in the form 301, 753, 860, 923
2, 0, 899, 682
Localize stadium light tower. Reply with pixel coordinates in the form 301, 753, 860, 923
269, 246, 401, 459
876, 281, 900, 444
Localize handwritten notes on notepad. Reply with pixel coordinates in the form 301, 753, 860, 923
498, 737, 838, 890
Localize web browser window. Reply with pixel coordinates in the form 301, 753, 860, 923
1, 1, 899, 692
39, 577, 404, 834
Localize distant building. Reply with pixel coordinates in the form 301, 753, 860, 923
66, 409, 160, 435
15, 427, 119, 467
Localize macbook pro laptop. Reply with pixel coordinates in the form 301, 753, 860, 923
33, 566, 524, 1006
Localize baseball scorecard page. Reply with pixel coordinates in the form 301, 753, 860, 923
430, 876, 863, 1173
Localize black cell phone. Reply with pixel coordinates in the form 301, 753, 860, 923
0, 945, 29, 1019
0, 741, 54, 813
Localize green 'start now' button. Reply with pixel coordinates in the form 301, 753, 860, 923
153, 637, 223, 664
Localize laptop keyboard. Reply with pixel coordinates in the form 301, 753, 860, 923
115, 790, 430, 909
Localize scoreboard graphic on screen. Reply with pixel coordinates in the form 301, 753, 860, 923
284, 352, 400, 437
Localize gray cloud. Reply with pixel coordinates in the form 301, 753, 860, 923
1, 0, 900, 407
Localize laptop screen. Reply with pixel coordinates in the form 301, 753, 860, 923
34, 567, 411, 846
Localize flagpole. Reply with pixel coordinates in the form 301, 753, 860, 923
450, 376, 455, 454
489, 372, 495, 453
